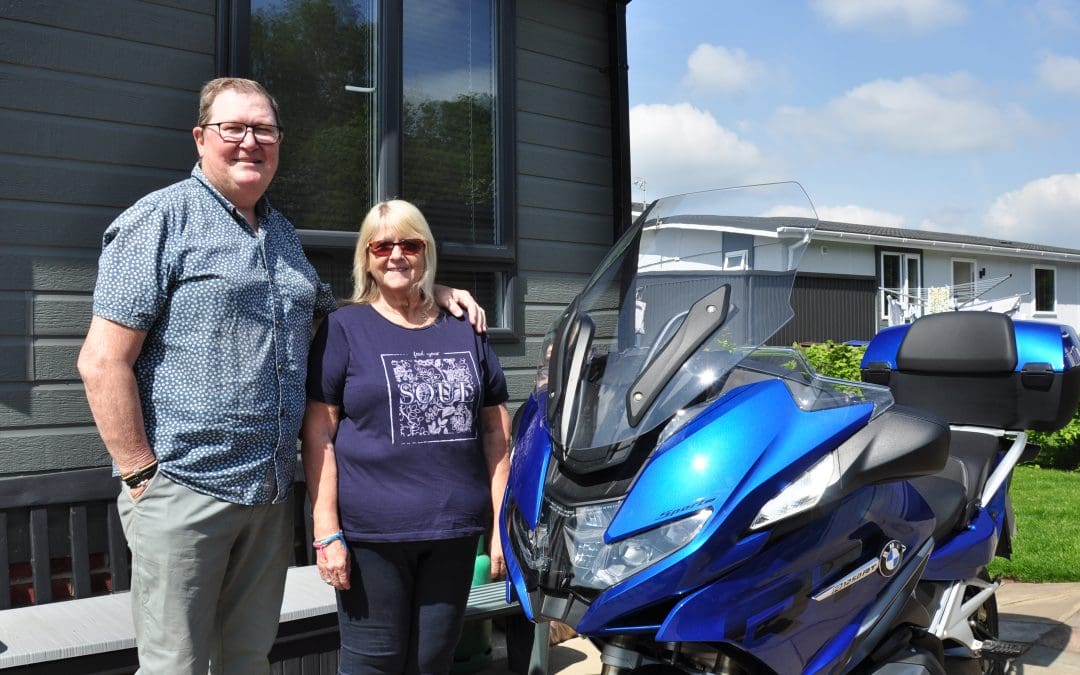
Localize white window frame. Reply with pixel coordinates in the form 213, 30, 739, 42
879, 251, 921, 320
723, 249, 748, 270
951, 257, 976, 305
1034, 265, 1057, 315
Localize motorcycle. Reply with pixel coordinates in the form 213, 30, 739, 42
500, 183, 1080, 674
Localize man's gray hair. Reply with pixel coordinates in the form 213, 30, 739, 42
197, 78, 281, 126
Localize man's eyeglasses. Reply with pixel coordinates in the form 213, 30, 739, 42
202, 122, 283, 144
368, 239, 426, 257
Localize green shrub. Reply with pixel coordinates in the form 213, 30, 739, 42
1027, 413, 1080, 471
794, 341, 866, 382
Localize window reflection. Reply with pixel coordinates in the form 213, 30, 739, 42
403, 0, 496, 245
251, 0, 376, 231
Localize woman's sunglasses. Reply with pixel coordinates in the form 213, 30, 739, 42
368, 239, 426, 257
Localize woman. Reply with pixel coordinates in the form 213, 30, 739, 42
302, 199, 510, 674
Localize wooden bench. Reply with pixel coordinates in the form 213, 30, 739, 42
0, 566, 544, 674
0, 467, 548, 674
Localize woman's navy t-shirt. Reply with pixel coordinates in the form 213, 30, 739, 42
307, 303, 509, 542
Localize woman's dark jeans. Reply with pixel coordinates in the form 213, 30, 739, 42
337, 536, 480, 675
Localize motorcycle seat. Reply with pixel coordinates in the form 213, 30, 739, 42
908, 457, 971, 544
907, 429, 1001, 542
943, 429, 1000, 503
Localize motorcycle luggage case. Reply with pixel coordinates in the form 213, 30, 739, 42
861, 312, 1080, 431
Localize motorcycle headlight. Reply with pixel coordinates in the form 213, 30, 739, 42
510, 503, 552, 573
750, 451, 840, 530
566, 503, 711, 590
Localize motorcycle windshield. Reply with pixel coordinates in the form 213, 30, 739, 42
546, 183, 818, 451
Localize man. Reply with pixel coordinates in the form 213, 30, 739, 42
77, 77, 484, 674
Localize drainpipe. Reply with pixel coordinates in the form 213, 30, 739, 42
607, 0, 632, 241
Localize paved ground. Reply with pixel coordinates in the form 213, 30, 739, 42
477, 581, 1080, 674
997, 580, 1080, 673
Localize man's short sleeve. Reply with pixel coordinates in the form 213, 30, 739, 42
92, 202, 174, 331
314, 282, 336, 320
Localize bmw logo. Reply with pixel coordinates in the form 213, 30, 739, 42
878, 540, 906, 577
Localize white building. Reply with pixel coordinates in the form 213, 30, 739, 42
804, 221, 1080, 335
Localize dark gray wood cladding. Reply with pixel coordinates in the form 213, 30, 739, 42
507, 0, 623, 409
0, 2, 215, 476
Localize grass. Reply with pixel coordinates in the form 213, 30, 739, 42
987, 465, 1080, 582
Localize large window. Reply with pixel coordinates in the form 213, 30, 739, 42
1035, 266, 1056, 314
248, 0, 513, 332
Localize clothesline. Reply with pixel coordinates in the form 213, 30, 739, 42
881, 273, 1012, 310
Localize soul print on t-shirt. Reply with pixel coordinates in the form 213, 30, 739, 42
381, 350, 480, 444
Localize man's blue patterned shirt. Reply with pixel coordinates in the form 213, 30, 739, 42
92, 164, 336, 505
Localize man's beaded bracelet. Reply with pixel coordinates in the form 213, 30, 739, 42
312, 531, 347, 550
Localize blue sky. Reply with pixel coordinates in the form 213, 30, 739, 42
626, 0, 1080, 249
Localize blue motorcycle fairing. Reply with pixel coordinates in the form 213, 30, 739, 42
808, 538, 933, 674
861, 325, 908, 370
566, 383, 891, 632
607, 379, 873, 542
805, 621, 860, 675
501, 519, 537, 620
923, 473, 1009, 580
642, 481, 934, 674
507, 392, 551, 529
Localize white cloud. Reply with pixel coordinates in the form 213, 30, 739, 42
812, 0, 967, 33
630, 103, 772, 198
682, 44, 765, 94
983, 174, 1080, 248
1037, 53, 1080, 96
773, 73, 1031, 154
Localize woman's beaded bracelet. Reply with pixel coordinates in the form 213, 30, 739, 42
312, 531, 347, 551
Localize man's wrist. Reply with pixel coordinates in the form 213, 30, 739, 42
121, 459, 158, 489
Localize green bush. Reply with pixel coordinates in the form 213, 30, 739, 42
1028, 413, 1080, 471
794, 341, 866, 382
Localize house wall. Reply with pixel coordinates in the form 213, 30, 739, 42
773, 275, 878, 345
502, 0, 621, 402
920, 250, 1080, 330
777, 237, 877, 343
0, 1, 217, 475
800, 239, 876, 277
799, 235, 1080, 337
0, 0, 623, 475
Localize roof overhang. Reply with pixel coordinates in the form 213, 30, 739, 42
813, 228, 1080, 263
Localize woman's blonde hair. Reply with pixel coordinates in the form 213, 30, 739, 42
350, 200, 437, 306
